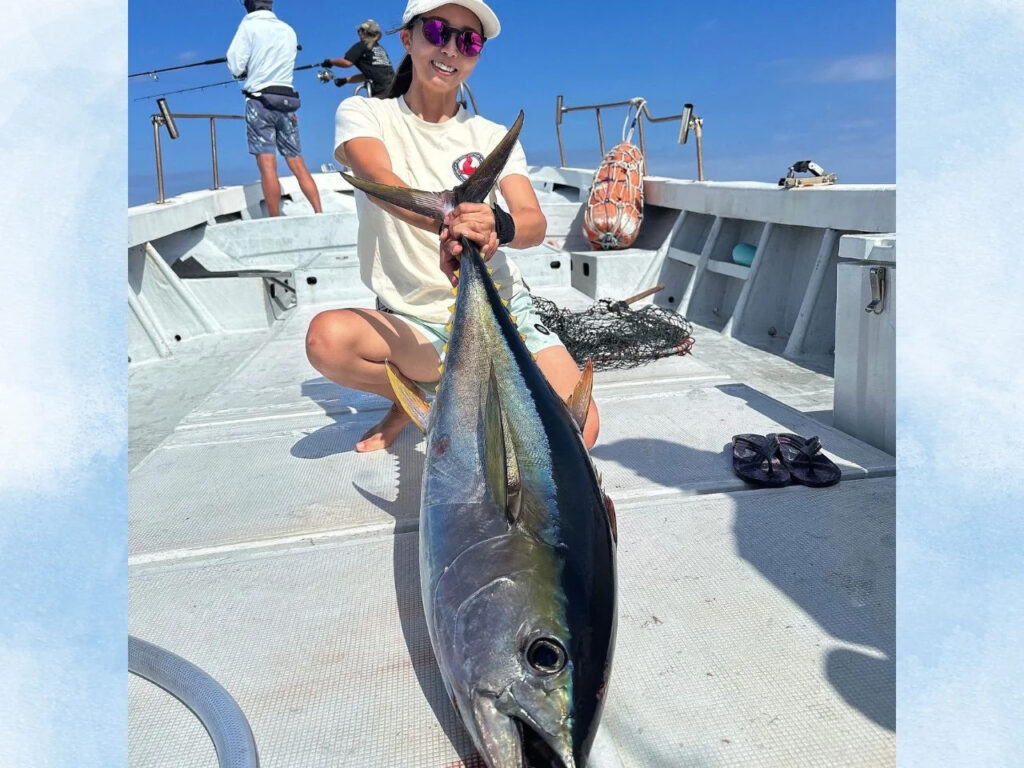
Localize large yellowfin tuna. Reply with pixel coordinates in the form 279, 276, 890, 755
341, 112, 617, 768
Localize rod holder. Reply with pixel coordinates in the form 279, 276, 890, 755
679, 104, 693, 144
157, 98, 179, 140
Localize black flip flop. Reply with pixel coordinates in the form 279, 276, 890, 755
731, 433, 791, 487
771, 433, 842, 488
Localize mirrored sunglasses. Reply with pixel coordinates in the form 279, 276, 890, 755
417, 16, 486, 58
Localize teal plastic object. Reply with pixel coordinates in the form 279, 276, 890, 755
732, 242, 756, 267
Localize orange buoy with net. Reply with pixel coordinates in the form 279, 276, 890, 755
582, 141, 645, 250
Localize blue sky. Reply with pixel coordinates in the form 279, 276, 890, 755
128, 0, 894, 204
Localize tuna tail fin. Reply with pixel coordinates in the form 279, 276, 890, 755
455, 110, 525, 204
384, 360, 431, 433
339, 172, 454, 225
483, 365, 522, 526
339, 110, 525, 219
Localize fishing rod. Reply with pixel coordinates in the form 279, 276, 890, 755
130, 57, 227, 80
130, 45, 302, 80
133, 62, 323, 102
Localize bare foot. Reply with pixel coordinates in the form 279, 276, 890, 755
356, 403, 411, 452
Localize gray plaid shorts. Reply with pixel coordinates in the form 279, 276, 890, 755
245, 97, 301, 157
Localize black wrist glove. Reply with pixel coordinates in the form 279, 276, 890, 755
334, 76, 348, 87
492, 203, 516, 245
321, 58, 333, 68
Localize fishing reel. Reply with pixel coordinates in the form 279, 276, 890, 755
316, 69, 334, 83
779, 160, 837, 188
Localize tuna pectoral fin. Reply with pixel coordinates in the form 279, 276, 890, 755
340, 172, 451, 224
384, 360, 430, 433
566, 359, 594, 433
484, 366, 523, 525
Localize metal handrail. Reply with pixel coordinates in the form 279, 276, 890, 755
148, 84, 481, 204
150, 100, 244, 204
554, 95, 704, 180
457, 82, 479, 115
351, 82, 477, 114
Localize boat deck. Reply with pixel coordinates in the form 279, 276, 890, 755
128, 278, 895, 766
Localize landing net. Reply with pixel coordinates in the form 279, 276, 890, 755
533, 294, 694, 370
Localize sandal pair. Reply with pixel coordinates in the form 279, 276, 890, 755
731, 433, 841, 488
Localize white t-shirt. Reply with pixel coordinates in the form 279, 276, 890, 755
334, 95, 529, 323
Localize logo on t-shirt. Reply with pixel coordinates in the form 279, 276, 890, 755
452, 152, 484, 182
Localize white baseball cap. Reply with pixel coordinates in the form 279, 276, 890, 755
402, 0, 501, 39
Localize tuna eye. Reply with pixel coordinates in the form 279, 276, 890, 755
526, 638, 566, 674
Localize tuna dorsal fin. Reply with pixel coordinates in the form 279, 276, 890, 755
565, 359, 594, 432
455, 111, 525, 205
339, 172, 453, 225
384, 360, 430, 433
484, 366, 522, 526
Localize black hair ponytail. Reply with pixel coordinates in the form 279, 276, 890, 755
385, 54, 413, 99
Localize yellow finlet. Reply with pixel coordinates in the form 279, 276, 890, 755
384, 360, 431, 433
448, 303, 456, 314
444, 322, 453, 333
441, 343, 449, 355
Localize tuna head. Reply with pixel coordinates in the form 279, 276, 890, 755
434, 534, 613, 768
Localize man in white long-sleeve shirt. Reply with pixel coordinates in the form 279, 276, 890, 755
227, 0, 321, 216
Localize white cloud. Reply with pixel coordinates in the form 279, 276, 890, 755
810, 53, 895, 83
898, 4, 1024, 760
899, 115, 1024, 496
0, 0, 125, 493
0, 630, 122, 767
900, 569, 1024, 765
0, 644, 52, 766
177, 49, 198, 62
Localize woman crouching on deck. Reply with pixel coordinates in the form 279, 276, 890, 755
305, 0, 599, 452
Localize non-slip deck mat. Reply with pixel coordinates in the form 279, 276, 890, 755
130, 478, 894, 767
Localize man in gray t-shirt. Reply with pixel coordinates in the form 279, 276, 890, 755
321, 19, 395, 98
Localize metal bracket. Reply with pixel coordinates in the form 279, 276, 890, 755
865, 266, 887, 314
